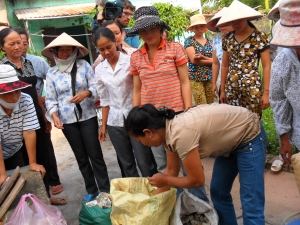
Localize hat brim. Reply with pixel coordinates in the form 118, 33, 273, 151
267, 1, 280, 21
187, 22, 207, 31
217, 15, 262, 27
127, 20, 170, 37
41, 46, 88, 59
207, 19, 219, 32
270, 20, 300, 48
0, 80, 31, 94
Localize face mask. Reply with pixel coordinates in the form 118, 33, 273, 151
0, 98, 19, 110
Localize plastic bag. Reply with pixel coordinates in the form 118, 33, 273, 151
170, 190, 218, 225
79, 201, 112, 225
110, 178, 177, 225
5, 193, 67, 225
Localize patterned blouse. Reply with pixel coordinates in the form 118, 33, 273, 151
184, 36, 213, 82
46, 59, 97, 124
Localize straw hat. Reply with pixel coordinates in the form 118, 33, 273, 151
207, 7, 228, 32
187, 14, 207, 31
270, 0, 300, 47
268, 0, 281, 21
126, 6, 170, 37
216, 0, 263, 27
0, 65, 31, 94
41, 32, 89, 58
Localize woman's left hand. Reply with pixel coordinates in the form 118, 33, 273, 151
260, 92, 270, 110
70, 91, 89, 104
148, 173, 168, 188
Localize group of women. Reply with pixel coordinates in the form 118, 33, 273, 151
0, 0, 298, 224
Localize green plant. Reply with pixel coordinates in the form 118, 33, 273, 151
0, 51, 5, 60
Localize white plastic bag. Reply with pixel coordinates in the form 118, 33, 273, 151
170, 190, 218, 225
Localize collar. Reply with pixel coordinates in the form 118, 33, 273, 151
1, 55, 27, 68
140, 38, 166, 54
103, 52, 127, 68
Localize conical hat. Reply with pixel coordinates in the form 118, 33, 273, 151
207, 7, 228, 32
41, 32, 89, 58
216, 0, 263, 27
268, 0, 281, 21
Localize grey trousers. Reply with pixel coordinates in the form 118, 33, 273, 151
107, 125, 157, 177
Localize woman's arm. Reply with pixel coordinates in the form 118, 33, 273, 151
132, 75, 142, 107
148, 148, 205, 192
211, 50, 220, 98
23, 130, 46, 177
260, 49, 271, 110
99, 106, 109, 142
177, 63, 192, 109
0, 146, 8, 186
220, 51, 229, 103
185, 47, 212, 66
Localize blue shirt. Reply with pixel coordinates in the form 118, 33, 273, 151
26, 54, 50, 96
212, 35, 223, 82
46, 59, 97, 124
124, 28, 140, 48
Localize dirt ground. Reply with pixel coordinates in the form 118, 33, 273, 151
50, 126, 300, 225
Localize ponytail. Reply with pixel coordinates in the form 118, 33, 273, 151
125, 104, 175, 137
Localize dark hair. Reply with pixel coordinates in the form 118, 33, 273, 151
14, 28, 29, 41
0, 28, 17, 49
247, 20, 256, 29
125, 104, 175, 137
94, 27, 116, 45
102, 20, 122, 32
122, 0, 135, 11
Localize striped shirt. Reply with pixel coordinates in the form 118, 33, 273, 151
0, 93, 40, 160
130, 38, 188, 112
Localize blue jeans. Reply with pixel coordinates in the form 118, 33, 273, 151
151, 145, 209, 203
210, 126, 267, 225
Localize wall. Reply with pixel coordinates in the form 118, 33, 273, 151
0, 0, 9, 30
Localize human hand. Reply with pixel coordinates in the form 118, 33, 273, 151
260, 92, 270, 110
280, 141, 292, 165
53, 116, 64, 129
70, 91, 89, 104
0, 174, 8, 187
219, 91, 226, 103
212, 84, 218, 98
194, 53, 202, 60
147, 173, 168, 188
98, 126, 106, 142
30, 163, 46, 178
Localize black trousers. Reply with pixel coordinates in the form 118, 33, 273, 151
62, 117, 110, 194
4, 150, 25, 170
46, 132, 61, 187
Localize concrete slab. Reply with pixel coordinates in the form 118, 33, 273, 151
51, 127, 300, 225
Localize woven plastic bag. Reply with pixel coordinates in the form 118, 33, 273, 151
5, 193, 67, 225
79, 202, 112, 225
110, 178, 177, 225
170, 190, 218, 225
292, 152, 300, 194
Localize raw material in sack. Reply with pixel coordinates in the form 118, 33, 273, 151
181, 212, 211, 225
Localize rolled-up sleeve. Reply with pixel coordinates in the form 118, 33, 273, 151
270, 55, 292, 136
45, 72, 58, 122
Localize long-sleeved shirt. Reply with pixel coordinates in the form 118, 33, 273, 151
95, 52, 132, 127
26, 54, 50, 96
270, 48, 300, 149
46, 59, 97, 124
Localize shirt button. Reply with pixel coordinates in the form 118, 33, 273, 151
250, 148, 252, 150
249, 143, 252, 146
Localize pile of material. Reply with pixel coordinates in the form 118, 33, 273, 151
180, 212, 211, 225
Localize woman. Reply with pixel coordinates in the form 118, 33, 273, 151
206, 8, 233, 98
127, 6, 208, 202
0, 64, 45, 186
125, 103, 267, 225
42, 32, 110, 202
216, 0, 271, 117
92, 20, 136, 71
269, 0, 300, 166
0, 28, 65, 205
184, 14, 214, 105
94, 27, 157, 178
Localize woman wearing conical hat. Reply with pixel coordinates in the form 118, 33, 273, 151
42, 33, 110, 202
212, 0, 270, 224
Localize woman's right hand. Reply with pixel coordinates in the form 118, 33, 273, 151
212, 84, 218, 98
98, 126, 107, 142
219, 91, 226, 103
52, 114, 64, 129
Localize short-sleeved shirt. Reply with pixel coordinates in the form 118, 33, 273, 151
130, 38, 188, 112
184, 36, 213, 82
0, 93, 40, 159
164, 104, 260, 160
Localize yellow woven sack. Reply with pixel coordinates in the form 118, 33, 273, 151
110, 178, 177, 225
292, 152, 300, 194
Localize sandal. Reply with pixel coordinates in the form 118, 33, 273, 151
51, 184, 63, 195
83, 191, 99, 202
50, 197, 67, 205
271, 159, 284, 172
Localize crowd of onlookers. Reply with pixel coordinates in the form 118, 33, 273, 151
0, 0, 299, 224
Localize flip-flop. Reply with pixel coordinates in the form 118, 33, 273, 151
51, 184, 63, 195
50, 197, 67, 205
271, 159, 284, 172
83, 191, 99, 202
